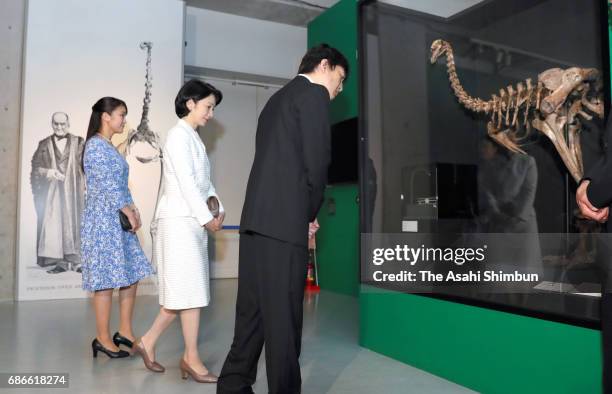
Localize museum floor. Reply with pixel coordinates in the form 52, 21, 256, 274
0, 279, 475, 393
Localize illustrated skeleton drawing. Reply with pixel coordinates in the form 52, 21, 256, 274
430, 39, 604, 182
118, 41, 162, 163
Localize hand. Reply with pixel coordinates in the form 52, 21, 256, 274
204, 217, 222, 232
121, 207, 139, 233
576, 180, 609, 223
308, 219, 320, 239
218, 211, 226, 226
131, 206, 142, 232
46, 169, 65, 181
597, 207, 609, 223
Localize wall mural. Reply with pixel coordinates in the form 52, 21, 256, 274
30, 112, 85, 274
113, 41, 163, 282
28, 41, 162, 278
117, 41, 163, 164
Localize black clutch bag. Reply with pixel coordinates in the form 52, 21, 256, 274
207, 196, 220, 218
119, 210, 132, 231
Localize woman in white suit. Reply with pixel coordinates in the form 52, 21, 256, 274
134, 80, 224, 383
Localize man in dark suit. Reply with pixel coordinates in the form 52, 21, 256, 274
577, 118, 612, 393
217, 44, 348, 394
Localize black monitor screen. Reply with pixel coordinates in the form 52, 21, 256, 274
328, 117, 358, 184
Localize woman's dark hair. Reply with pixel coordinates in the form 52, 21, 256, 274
175, 79, 223, 118
81, 96, 127, 171
298, 43, 349, 80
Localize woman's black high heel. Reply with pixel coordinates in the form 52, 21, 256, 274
112, 332, 134, 349
91, 338, 130, 359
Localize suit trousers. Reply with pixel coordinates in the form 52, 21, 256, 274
218, 231, 308, 394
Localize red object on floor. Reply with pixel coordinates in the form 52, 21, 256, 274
305, 235, 320, 292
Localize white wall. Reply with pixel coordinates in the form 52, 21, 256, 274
17, 0, 185, 300
185, 6, 307, 78
380, 0, 485, 18
185, 7, 306, 278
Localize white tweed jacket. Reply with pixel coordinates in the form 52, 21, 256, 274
154, 119, 223, 226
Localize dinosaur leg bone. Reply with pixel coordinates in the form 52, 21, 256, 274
567, 123, 583, 177
532, 114, 582, 182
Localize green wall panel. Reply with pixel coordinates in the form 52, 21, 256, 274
309, 0, 360, 297
307, 0, 358, 123
360, 287, 601, 393
316, 184, 359, 297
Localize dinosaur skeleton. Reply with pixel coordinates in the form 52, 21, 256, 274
430, 39, 604, 182
118, 41, 162, 163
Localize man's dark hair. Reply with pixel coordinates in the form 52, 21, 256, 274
298, 43, 349, 80
175, 79, 223, 118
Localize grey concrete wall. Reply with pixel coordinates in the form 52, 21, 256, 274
0, 0, 25, 301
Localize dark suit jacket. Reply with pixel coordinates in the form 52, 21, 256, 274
31, 134, 85, 222
240, 76, 331, 247
584, 116, 612, 291
586, 117, 612, 232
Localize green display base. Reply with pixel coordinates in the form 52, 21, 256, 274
360, 286, 602, 394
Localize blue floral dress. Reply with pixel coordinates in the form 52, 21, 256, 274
80, 136, 153, 291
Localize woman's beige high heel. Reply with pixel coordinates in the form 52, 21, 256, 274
133, 338, 165, 373
179, 359, 218, 383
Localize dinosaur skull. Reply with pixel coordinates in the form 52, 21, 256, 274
430, 39, 445, 64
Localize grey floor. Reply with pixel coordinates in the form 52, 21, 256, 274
0, 279, 476, 394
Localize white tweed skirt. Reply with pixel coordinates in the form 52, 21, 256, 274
154, 217, 210, 309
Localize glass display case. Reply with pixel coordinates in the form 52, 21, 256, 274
359, 0, 610, 326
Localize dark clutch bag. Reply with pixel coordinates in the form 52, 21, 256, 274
119, 210, 132, 231
207, 196, 220, 218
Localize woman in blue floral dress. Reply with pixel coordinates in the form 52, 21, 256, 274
81, 97, 153, 359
